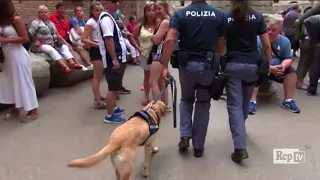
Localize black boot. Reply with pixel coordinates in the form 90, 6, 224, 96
193, 148, 204, 158
231, 149, 249, 163
178, 137, 190, 151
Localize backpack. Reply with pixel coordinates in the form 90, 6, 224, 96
303, 14, 320, 43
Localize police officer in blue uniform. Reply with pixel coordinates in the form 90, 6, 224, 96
224, 0, 271, 162
161, 0, 225, 157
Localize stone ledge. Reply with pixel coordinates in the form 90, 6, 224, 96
32, 51, 93, 87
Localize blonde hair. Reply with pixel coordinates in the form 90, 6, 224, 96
37, 5, 49, 14
156, 0, 170, 15
89, 0, 102, 18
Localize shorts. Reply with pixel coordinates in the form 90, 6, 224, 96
139, 54, 150, 70
104, 63, 125, 91
89, 46, 102, 61
269, 66, 296, 83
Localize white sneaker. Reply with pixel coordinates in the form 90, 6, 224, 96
81, 65, 88, 71
87, 64, 94, 70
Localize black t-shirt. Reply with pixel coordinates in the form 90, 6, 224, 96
169, 2, 225, 52
225, 10, 267, 63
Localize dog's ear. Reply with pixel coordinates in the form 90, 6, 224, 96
156, 101, 166, 116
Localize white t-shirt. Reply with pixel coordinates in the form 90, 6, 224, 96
97, 12, 127, 68
85, 18, 99, 42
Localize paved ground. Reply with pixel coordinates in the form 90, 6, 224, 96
0, 65, 320, 180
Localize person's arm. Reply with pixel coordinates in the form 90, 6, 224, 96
161, 12, 179, 68
151, 19, 169, 45
130, 23, 141, 50
49, 15, 67, 43
100, 16, 117, 61
132, 23, 141, 40
280, 37, 293, 69
127, 24, 134, 33
1, 16, 28, 44
81, 24, 99, 47
70, 18, 83, 35
50, 22, 68, 45
217, 13, 226, 58
258, 15, 271, 61
28, 20, 37, 40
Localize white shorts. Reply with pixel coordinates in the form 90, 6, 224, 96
140, 54, 150, 70
40, 44, 73, 61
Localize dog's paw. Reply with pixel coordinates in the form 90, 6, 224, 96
141, 169, 150, 178
152, 146, 159, 154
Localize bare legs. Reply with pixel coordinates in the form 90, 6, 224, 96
91, 60, 104, 103
142, 70, 150, 105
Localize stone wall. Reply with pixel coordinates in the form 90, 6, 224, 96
12, 0, 91, 24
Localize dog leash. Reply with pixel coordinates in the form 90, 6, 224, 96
153, 75, 177, 128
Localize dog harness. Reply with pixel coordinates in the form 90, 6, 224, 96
128, 109, 160, 146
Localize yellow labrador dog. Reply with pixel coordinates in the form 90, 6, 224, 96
67, 100, 167, 180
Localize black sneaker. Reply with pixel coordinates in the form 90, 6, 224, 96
307, 87, 317, 96
231, 149, 249, 163
118, 86, 131, 94
178, 137, 190, 151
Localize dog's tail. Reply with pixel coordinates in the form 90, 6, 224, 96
67, 143, 118, 168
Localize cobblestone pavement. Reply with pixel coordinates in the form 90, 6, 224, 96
0, 66, 319, 180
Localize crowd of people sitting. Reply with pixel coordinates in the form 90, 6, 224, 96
0, 0, 318, 124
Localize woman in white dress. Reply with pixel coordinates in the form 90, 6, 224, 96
0, 0, 39, 122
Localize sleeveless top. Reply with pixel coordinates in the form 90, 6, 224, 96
138, 25, 154, 57
147, 19, 169, 64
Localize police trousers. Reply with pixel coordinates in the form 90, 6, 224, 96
179, 61, 215, 149
225, 62, 259, 149
309, 44, 320, 90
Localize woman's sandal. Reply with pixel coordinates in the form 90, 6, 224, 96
296, 84, 308, 90
166, 105, 172, 112
64, 67, 72, 73
69, 63, 82, 69
141, 99, 149, 106
4, 111, 20, 121
21, 112, 38, 123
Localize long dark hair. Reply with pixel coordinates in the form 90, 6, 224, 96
0, 0, 17, 26
231, 0, 252, 32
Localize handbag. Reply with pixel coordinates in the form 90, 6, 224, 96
48, 25, 63, 48
209, 56, 227, 100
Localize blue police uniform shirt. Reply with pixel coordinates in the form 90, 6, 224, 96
169, 2, 225, 52
257, 35, 292, 66
69, 17, 86, 29
225, 10, 267, 63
